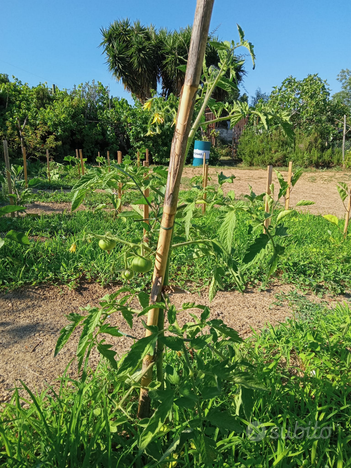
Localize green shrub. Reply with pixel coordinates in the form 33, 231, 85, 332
237, 127, 345, 168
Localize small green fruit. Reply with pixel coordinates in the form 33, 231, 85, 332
99, 238, 117, 251
130, 256, 152, 273
121, 269, 134, 280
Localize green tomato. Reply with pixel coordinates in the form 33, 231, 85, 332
99, 238, 117, 251
121, 269, 134, 280
130, 256, 152, 273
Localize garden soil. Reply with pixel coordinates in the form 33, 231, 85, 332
1, 167, 351, 402
0, 281, 345, 403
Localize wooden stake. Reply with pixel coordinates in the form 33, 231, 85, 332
146, 148, 149, 165
2, 140, 15, 216
98, 151, 101, 167
137, 151, 140, 167
138, 0, 214, 419
117, 151, 123, 212
285, 161, 293, 210
46, 149, 51, 182
264, 165, 273, 232
79, 149, 85, 176
75, 149, 80, 176
202, 152, 208, 214
344, 188, 351, 238
107, 150, 110, 172
143, 160, 150, 245
22, 146, 28, 188
342, 114, 346, 170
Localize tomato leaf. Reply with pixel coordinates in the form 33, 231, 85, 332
55, 313, 85, 356
97, 343, 117, 369
0, 205, 25, 217
71, 189, 86, 212
118, 333, 157, 375
5, 230, 30, 245
323, 214, 339, 226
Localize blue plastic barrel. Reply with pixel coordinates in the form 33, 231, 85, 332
193, 140, 211, 166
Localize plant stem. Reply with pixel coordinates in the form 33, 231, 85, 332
186, 61, 227, 157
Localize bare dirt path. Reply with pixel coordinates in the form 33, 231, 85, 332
181, 167, 351, 218
0, 281, 343, 403
22, 167, 351, 218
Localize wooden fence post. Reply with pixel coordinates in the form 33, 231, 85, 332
98, 151, 101, 167
264, 165, 273, 232
137, 151, 140, 167
46, 149, 51, 182
22, 146, 28, 188
79, 149, 85, 176
344, 187, 351, 238
146, 148, 149, 165
3, 140, 15, 216
285, 161, 293, 210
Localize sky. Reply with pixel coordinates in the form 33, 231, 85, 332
1, 0, 350, 103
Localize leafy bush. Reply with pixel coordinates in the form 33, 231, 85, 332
237, 127, 344, 168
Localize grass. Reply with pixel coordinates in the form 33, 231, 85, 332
1, 204, 351, 294
19, 188, 110, 207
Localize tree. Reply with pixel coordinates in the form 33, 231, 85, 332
333, 69, 351, 111
157, 26, 193, 98
100, 19, 159, 103
250, 87, 269, 107
100, 19, 246, 102
268, 74, 347, 142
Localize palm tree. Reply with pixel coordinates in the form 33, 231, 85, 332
158, 27, 192, 98
100, 20, 246, 103
100, 20, 159, 103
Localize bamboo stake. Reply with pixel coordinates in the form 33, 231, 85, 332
98, 151, 101, 167
342, 114, 346, 170
22, 146, 28, 188
202, 152, 208, 214
344, 188, 351, 238
76, 149, 80, 176
79, 149, 85, 176
285, 161, 293, 210
264, 165, 273, 232
3, 140, 15, 216
46, 149, 51, 182
145, 148, 149, 165
107, 150, 110, 172
143, 161, 150, 246
118, 151, 123, 212
138, 0, 214, 419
